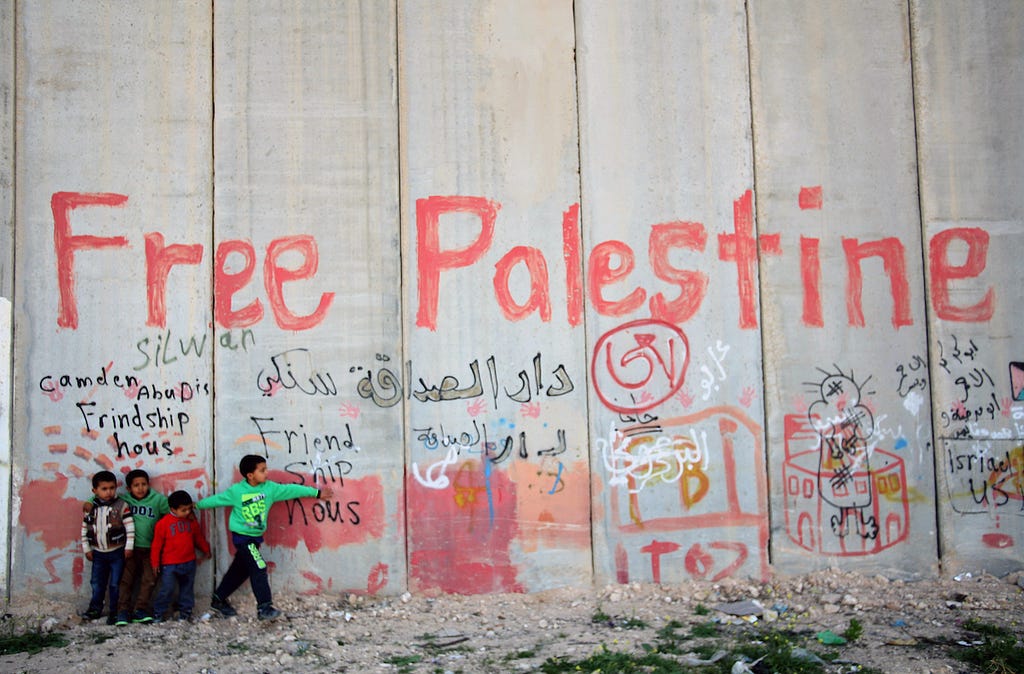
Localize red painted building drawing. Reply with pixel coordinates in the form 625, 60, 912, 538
783, 415, 909, 556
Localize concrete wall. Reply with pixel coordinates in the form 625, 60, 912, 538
2, 0, 1021, 602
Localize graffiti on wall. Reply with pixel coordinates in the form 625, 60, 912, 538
20, 362, 210, 589
15, 181, 1018, 595
597, 406, 770, 583
783, 366, 911, 557
936, 336, 1024, 552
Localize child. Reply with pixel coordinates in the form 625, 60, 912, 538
196, 454, 333, 621
81, 470, 135, 624
150, 490, 211, 622
114, 469, 169, 625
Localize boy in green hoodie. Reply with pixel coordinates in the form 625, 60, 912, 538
196, 454, 333, 621
114, 469, 169, 625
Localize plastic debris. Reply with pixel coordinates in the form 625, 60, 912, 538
791, 647, 827, 664
679, 650, 728, 666
954, 572, 973, 581
816, 629, 847, 645
714, 599, 764, 617
731, 655, 765, 673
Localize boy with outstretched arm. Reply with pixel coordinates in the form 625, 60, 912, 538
151, 490, 211, 622
114, 469, 169, 625
81, 470, 135, 624
196, 454, 333, 621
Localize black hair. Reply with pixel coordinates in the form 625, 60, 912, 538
239, 454, 266, 477
168, 490, 193, 509
92, 470, 117, 488
125, 469, 150, 485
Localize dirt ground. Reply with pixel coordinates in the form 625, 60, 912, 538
2, 569, 1022, 673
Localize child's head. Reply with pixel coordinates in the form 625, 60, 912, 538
239, 454, 268, 486
125, 469, 151, 500
168, 490, 194, 518
91, 471, 118, 501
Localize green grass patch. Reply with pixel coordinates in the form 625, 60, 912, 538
689, 621, 718, 638
0, 628, 68, 656
385, 653, 423, 674
950, 619, 1024, 674
540, 644, 690, 673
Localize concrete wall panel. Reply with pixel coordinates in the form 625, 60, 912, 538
1, 0, 11, 301
912, 0, 1024, 577
212, 0, 404, 596
12, 0, 214, 597
1, 0, 13, 597
399, 0, 591, 593
750, 0, 937, 577
577, 1, 770, 585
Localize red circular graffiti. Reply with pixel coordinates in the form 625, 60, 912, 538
591, 319, 689, 413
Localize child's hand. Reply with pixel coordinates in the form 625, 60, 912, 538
86, 551, 93, 562
318, 486, 334, 500
125, 549, 133, 559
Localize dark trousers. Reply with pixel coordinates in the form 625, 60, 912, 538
116, 547, 157, 614
153, 560, 196, 618
88, 548, 126, 613
214, 534, 272, 606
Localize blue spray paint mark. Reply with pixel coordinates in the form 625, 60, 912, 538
548, 462, 565, 495
483, 455, 495, 526
894, 437, 908, 450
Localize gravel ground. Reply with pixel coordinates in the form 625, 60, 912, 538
2, 570, 1022, 673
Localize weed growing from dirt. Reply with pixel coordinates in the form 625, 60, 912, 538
0, 617, 68, 656
539, 615, 884, 674
949, 619, 1024, 674
842, 617, 864, 641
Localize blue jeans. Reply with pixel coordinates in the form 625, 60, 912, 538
88, 548, 126, 613
153, 560, 196, 618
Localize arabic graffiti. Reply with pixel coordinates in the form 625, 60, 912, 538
356, 353, 575, 409
591, 319, 690, 414
411, 422, 568, 489
257, 348, 338, 397
936, 336, 1003, 439
596, 421, 710, 499
604, 406, 770, 583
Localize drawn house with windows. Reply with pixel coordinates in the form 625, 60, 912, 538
783, 415, 910, 555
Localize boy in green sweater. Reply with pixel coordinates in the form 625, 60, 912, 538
114, 469, 169, 625
196, 454, 333, 621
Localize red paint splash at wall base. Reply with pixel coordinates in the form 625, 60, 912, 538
407, 467, 524, 594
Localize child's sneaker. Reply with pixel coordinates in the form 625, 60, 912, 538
113, 612, 130, 626
177, 612, 192, 622
256, 603, 281, 621
132, 609, 153, 624
105, 613, 117, 625
81, 608, 102, 621
210, 595, 237, 617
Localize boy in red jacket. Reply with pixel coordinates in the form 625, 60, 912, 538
150, 490, 211, 622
